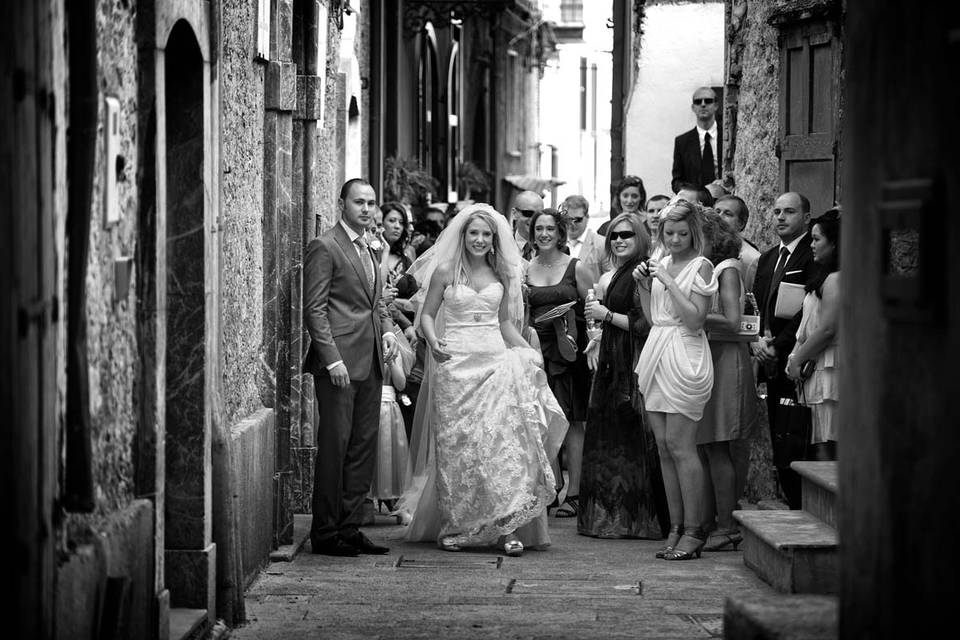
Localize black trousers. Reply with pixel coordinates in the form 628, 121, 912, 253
310, 359, 383, 543
764, 362, 811, 510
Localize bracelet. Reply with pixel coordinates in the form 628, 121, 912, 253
604, 310, 614, 325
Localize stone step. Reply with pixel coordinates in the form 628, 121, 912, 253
169, 608, 208, 640
724, 593, 838, 639
791, 461, 838, 528
732, 509, 838, 595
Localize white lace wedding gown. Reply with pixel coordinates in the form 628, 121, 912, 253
403, 282, 568, 548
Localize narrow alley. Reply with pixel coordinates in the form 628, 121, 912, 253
231, 513, 777, 640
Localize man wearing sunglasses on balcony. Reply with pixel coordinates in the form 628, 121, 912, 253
561, 194, 608, 285
671, 86, 722, 194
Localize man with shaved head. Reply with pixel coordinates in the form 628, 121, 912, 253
509, 190, 544, 260
751, 191, 814, 509
671, 86, 722, 193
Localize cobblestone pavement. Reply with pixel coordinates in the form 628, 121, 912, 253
229, 511, 774, 639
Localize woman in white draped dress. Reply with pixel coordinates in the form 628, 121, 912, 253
633, 198, 718, 561
397, 204, 568, 556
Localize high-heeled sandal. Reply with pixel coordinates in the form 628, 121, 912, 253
703, 528, 743, 552
503, 533, 524, 557
655, 525, 683, 559
554, 495, 579, 518
438, 536, 462, 552
663, 527, 706, 561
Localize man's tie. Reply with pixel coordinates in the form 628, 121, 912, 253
702, 132, 716, 184
354, 237, 376, 291
772, 245, 790, 285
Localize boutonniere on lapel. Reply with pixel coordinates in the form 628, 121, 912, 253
368, 237, 383, 252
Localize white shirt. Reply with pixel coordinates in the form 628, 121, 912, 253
567, 234, 584, 258
697, 121, 719, 175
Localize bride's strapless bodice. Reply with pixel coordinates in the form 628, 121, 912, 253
442, 282, 502, 329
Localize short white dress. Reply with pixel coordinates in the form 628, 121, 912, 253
795, 290, 839, 443
635, 255, 719, 421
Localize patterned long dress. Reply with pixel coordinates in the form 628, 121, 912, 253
578, 258, 669, 539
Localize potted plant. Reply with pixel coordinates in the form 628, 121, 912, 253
382, 156, 439, 213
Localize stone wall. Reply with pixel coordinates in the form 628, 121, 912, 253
219, 0, 269, 424
726, 0, 781, 250
76, 0, 142, 525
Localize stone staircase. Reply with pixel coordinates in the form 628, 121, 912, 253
732, 461, 838, 594
724, 461, 839, 639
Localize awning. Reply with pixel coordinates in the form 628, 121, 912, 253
503, 175, 566, 193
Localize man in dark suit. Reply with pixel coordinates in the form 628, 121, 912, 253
671, 86, 721, 193
303, 178, 400, 556
751, 191, 814, 509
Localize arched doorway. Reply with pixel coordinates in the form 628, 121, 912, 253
162, 20, 212, 629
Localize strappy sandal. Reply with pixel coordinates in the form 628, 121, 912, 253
554, 495, 579, 518
703, 528, 743, 552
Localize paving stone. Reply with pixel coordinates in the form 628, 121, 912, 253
230, 514, 777, 639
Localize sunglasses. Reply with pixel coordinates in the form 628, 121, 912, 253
693, 98, 715, 106
515, 208, 537, 218
608, 230, 637, 241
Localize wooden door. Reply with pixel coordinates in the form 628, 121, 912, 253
778, 17, 840, 216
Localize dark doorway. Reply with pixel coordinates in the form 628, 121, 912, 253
163, 20, 207, 604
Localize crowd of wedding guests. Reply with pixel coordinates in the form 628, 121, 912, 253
303, 171, 841, 559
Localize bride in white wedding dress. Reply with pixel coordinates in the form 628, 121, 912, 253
396, 204, 568, 556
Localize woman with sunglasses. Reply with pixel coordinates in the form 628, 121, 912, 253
578, 213, 669, 539
633, 198, 718, 561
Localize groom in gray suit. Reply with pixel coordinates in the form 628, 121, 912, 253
304, 178, 399, 556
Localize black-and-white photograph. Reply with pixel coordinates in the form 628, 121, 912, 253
3, 1, 957, 638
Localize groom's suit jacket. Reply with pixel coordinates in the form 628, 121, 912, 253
303, 223, 392, 381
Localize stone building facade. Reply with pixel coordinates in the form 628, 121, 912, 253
4, 0, 361, 637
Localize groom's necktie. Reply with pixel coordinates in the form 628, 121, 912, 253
354, 237, 375, 291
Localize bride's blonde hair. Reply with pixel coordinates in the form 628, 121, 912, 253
455, 209, 514, 288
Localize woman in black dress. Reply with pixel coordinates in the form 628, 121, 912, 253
578, 212, 669, 539
524, 208, 592, 516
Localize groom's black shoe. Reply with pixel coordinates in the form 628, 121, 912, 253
311, 535, 359, 557
341, 528, 389, 555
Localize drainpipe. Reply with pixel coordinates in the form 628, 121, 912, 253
609, 0, 627, 195
64, 0, 96, 513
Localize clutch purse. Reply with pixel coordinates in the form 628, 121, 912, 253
774, 281, 805, 319
709, 314, 760, 342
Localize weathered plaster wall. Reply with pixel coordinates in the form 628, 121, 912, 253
220, 0, 268, 424
78, 0, 142, 524
727, 0, 783, 249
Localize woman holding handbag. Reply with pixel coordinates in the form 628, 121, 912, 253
696, 211, 759, 551
525, 208, 593, 518
786, 209, 841, 462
